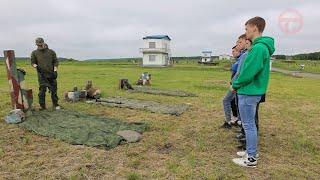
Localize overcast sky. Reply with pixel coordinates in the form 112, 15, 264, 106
0, 0, 319, 60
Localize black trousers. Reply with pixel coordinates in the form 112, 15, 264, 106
38, 74, 59, 107
231, 98, 238, 117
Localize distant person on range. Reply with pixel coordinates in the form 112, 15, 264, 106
31, 37, 60, 110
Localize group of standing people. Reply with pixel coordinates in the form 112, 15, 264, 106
221, 16, 275, 167
29, 16, 275, 168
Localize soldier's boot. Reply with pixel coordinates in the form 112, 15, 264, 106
50, 79, 60, 110
39, 85, 47, 110
39, 105, 47, 111
51, 92, 59, 106
52, 100, 61, 110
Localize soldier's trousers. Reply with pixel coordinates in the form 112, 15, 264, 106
38, 74, 59, 107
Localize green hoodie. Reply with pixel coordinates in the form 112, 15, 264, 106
232, 36, 275, 95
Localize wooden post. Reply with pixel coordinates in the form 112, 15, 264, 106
4, 50, 33, 111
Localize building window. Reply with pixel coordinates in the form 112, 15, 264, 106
149, 55, 156, 62
149, 42, 156, 48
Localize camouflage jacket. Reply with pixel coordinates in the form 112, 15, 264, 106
31, 48, 58, 74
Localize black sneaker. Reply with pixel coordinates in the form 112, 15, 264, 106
235, 133, 245, 140
237, 144, 246, 150
236, 129, 244, 133
239, 137, 246, 143
220, 122, 232, 129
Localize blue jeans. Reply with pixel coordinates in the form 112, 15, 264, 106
223, 90, 236, 123
238, 95, 262, 157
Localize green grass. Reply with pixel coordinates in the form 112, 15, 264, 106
273, 59, 320, 74
0, 60, 319, 179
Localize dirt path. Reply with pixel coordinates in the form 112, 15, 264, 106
272, 67, 320, 79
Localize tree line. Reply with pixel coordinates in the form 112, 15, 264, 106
273, 51, 320, 61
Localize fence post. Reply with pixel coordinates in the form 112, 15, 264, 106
4, 50, 33, 111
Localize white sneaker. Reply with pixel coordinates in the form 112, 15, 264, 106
230, 116, 238, 124
237, 151, 247, 157
236, 151, 259, 159
55, 106, 61, 110
232, 156, 257, 167
237, 120, 242, 126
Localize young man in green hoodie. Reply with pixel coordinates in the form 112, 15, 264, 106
231, 17, 275, 167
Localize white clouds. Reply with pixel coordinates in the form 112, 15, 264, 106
0, 0, 319, 59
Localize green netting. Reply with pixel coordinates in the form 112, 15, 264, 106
87, 97, 190, 116
127, 87, 197, 97
19, 109, 147, 149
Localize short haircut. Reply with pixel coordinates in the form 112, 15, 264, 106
232, 46, 237, 49
238, 34, 246, 39
245, 16, 266, 33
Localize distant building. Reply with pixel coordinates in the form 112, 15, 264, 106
200, 51, 212, 63
219, 54, 232, 60
212, 56, 219, 60
198, 51, 219, 66
140, 35, 171, 67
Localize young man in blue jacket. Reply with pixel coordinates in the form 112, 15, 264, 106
221, 34, 246, 129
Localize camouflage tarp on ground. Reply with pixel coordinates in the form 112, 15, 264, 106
127, 86, 197, 97
19, 109, 147, 149
87, 97, 190, 116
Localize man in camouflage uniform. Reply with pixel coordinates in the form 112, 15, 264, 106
31, 38, 60, 110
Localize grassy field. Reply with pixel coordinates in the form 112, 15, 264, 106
0, 60, 320, 179
272, 60, 320, 74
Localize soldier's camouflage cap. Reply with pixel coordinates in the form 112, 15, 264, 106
35, 37, 44, 45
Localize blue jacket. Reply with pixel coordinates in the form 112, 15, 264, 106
231, 50, 245, 79
232, 50, 248, 81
